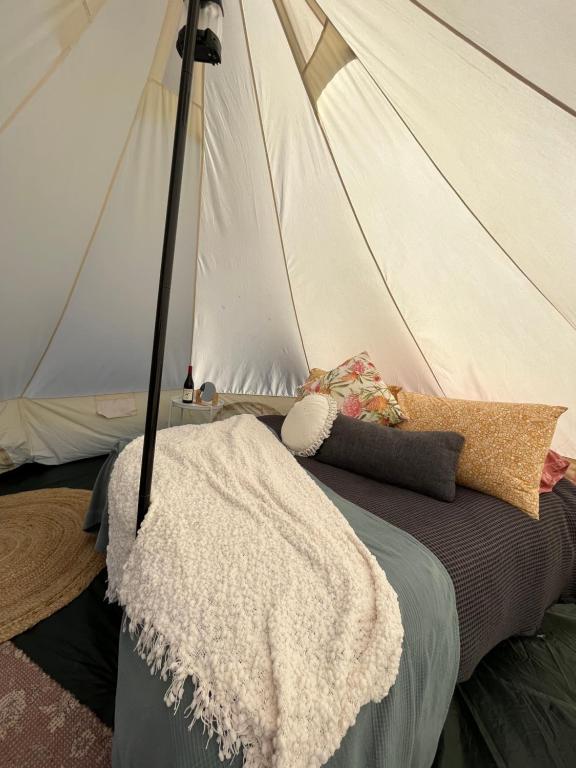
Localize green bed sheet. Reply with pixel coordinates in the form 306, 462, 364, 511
113, 479, 459, 768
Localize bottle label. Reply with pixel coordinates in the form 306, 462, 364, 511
182, 389, 194, 402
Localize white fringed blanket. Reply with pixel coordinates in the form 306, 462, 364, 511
107, 415, 403, 768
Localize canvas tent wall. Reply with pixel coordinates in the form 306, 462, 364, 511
1, 0, 575, 469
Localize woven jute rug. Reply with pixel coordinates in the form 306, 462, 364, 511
0, 489, 105, 643
0, 641, 112, 767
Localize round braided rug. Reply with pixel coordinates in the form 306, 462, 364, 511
0, 489, 105, 643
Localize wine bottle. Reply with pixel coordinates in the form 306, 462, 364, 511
182, 365, 194, 403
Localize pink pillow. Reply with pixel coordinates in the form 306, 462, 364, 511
539, 450, 570, 493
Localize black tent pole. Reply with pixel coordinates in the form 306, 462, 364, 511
136, 0, 201, 531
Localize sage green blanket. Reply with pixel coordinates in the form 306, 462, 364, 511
113, 479, 459, 768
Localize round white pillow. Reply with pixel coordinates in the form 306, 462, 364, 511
281, 394, 338, 457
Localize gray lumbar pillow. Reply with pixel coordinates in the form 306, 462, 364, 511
315, 415, 465, 502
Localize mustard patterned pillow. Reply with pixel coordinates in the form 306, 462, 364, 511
396, 391, 566, 518
297, 352, 405, 426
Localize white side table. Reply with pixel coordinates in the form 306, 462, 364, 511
168, 398, 223, 427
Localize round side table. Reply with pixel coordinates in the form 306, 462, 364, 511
168, 398, 223, 427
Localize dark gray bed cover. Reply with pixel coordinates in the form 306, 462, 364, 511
260, 416, 576, 680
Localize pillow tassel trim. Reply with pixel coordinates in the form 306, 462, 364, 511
291, 396, 339, 457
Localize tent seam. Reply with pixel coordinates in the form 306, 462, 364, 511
302, 20, 328, 78
0, 0, 108, 135
19, 83, 149, 398
240, 0, 311, 373
20, 2, 181, 397
305, 0, 327, 25
336, 42, 576, 332
0, 48, 72, 135
408, 0, 576, 119
189, 65, 206, 364
272, 0, 307, 72
273, 5, 447, 394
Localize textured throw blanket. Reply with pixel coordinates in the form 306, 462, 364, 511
107, 415, 403, 768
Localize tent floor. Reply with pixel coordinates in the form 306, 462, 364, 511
2, 459, 575, 767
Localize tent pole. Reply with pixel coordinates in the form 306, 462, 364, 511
136, 0, 201, 531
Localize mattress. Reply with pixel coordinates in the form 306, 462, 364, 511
261, 416, 576, 681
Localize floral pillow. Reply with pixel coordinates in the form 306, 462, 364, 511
299, 367, 403, 402
297, 352, 406, 426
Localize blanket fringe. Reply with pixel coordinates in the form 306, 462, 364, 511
123, 614, 268, 768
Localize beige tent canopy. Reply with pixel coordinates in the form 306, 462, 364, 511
1, 0, 575, 469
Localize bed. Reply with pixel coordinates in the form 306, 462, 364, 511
86, 415, 576, 767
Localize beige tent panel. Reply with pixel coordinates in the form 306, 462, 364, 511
0, 400, 30, 471
413, 0, 576, 112
0, 393, 293, 469
23, 78, 202, 399
278, 0, 324, 63
0, 0, 107, 130
0, 0, 166, 400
